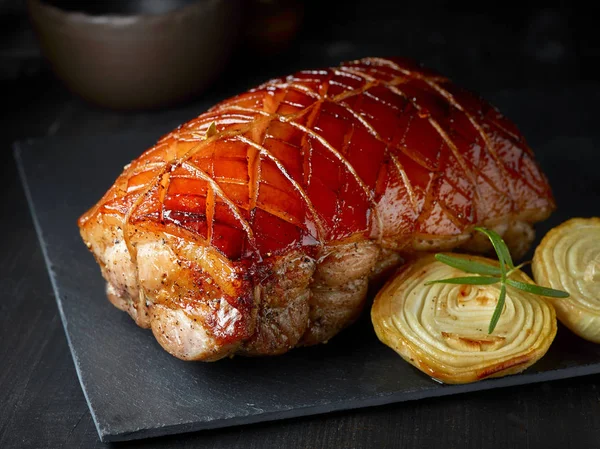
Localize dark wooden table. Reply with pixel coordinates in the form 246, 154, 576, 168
2, 3, 600, 448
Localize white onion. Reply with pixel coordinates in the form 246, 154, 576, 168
533, 217, 600, 343
372, 253, 557, 384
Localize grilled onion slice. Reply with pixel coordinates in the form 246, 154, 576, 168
532, 217, 600, 343
371, 253, 557, 384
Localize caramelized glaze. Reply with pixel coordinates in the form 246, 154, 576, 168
80, 57, 554, 262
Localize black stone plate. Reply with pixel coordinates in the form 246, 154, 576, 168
15, 87, 600, 443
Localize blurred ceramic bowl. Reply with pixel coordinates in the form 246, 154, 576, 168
27, 0, 242, 109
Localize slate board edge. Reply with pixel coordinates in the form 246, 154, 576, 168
101, 361, 600, 443
13, 142, 106, 442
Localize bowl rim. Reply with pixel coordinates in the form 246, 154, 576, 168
27, 0, 226, 25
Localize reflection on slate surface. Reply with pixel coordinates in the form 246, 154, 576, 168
15, 86, 600, 442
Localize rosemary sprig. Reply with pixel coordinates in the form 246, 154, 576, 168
424, 227, 569, 334
505, 279, 570, 298
433, 253, 502, 277
489, 283, 507, 334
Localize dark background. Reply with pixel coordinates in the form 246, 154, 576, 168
1, 1, 600, 448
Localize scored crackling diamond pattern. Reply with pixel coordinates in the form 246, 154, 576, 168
98, 57, 551, 260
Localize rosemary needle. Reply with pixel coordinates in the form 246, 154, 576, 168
429, 228, 568, 334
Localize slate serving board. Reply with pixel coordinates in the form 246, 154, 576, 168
15, 88, 600, 443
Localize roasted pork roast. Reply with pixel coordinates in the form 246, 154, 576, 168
79, 57, 554, 361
